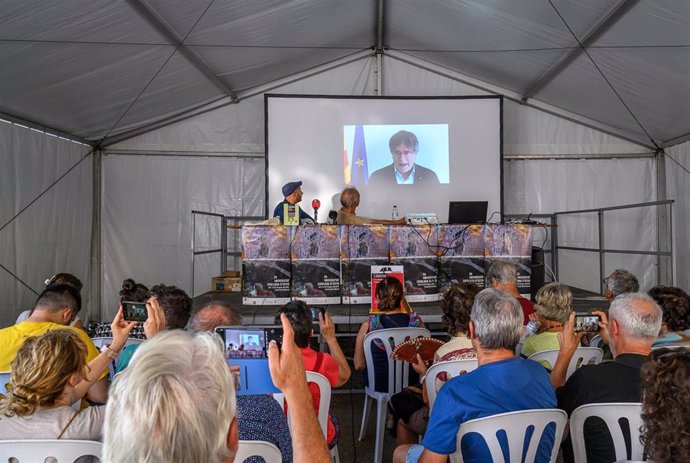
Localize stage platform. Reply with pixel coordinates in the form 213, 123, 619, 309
193, 286, 610, 329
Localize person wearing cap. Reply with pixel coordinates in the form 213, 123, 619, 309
273, 180, 315, 225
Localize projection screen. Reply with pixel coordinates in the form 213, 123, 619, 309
265, 95, 503, 223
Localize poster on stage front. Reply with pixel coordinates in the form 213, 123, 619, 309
242, 226, 292, 305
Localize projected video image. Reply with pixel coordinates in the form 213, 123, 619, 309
343, 124, 449, 186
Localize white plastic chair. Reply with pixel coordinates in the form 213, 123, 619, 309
589, 334, 603, 348
570, 402, 644, 462
0, 439, 102, 461
0, 371, 10, 395
450, 409, 568, 463
273, 372, 339, 462
425, 359, 479, 410
528, 347, 603, 378
358, 327, 430, 463
235, 440, 282, 463
91, 337, 144, 380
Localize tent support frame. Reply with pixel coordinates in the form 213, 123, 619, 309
521, 0, 639, 100
126, 0, 237, 99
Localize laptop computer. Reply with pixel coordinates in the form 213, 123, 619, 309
448, 201, 488, 224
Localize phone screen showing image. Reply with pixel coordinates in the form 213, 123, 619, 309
123, 301, 148, 322
574, 314, 601, 333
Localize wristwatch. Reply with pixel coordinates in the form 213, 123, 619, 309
100, 344, 120, 360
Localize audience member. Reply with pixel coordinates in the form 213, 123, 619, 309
520, 282, 573, 364
92, 278, 149, 339
103, 314, 330, 463
486, 261, 534, 324
188, 300, 293, 463
390, 282, 479, 446
115, 283, 192, 373
119, 278, 149, 303
603, 268, 639, 302
393, 288, 556, 463
15, 273, 85, 330
277, 300, 351, 450
354, 277, 424, 392
187, 300, 243, 333
640, 347, 690, 463
553, 292, 662, 463
0, 309, 134, 439
0, 284, 108, 403
648, 285, 690, 344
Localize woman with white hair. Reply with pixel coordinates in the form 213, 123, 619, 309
520, 282, 573, 362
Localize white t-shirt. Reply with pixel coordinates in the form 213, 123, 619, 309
15, 310, 82, 326
0, 405, 104, 440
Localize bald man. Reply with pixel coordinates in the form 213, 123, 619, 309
336, 187, 406, 225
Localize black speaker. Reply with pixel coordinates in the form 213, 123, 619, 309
530, 246, 545, 300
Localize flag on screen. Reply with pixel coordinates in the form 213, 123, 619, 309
344, 139, 351, 184
351, 125, 369, 185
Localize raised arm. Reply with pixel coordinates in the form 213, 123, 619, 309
269, 313, 331, 463
550, 312, 586, 388
74, 306, 136, 402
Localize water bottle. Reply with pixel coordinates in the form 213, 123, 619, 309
392, 205, 399, 220
516, 319, 540, 356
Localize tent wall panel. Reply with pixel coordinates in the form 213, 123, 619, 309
665, 141, 690, 290
504, 158, 657, 292
101, 154, 264, 318
0, 120, 93, 327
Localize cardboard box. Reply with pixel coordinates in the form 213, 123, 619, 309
212, 276, 242, 292
221, 270, 240, 278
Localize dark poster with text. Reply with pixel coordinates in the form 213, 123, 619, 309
341, 225, 390, 304
242, 226, 291, 305
390, 225, 439, 302
291, 225, 341, 304
437, 224, 487, 292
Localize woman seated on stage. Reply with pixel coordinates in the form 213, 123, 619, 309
354, 276, 424, 393
390, 282, 480, 445
0, 310, 134, 440
519, 282, 574, 365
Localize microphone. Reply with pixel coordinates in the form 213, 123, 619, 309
311, 199, 321, 222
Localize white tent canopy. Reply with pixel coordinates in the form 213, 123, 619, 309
1, 0, 688, 323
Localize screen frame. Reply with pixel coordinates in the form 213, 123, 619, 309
264, 94, 504, 221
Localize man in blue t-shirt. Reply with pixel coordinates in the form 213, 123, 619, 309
393, 288, 557, 463
273, 180, 314, 225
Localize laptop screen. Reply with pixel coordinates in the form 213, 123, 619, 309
448, 201, 488, 224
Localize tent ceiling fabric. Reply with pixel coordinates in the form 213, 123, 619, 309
0, 0, 687, 147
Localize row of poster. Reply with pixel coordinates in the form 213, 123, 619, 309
241, 224, 533, 305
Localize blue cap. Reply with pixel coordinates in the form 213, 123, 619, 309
282, 181, 302, 197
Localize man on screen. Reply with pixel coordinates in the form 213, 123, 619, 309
368, 130, 440, 187
336, 187, 406, 225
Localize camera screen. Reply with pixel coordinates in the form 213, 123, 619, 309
574, 315, 600, 333
123, 302, 147, 322
222, 329, 267, 359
